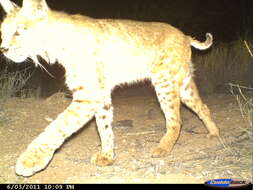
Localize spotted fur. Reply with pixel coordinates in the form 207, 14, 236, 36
0, 0, 219, 177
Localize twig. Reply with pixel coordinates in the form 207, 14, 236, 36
243, 40, 253, 58
217, 135, 237, 156
228, 83, 253, 138
126, 131, 156, 136
227, 83, 253, 91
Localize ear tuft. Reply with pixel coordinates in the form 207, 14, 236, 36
0, 0, 19, 14
22, 0, 49, 19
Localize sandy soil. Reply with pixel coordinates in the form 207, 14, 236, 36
0, 85, 252, 184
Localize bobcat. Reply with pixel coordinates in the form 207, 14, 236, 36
0, 0, 219, 177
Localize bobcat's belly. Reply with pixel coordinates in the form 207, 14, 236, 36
103, 55, 153, 89
97, 45, 157, 89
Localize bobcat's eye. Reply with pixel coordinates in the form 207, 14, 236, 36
14, 31, 20, 36
14, 25, 28, 37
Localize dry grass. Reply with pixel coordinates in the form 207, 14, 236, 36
194, 37, 253, 94
0, 67, 34, 98
229, 83, 253, 140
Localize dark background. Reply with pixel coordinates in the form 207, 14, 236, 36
0, 0, 252, 97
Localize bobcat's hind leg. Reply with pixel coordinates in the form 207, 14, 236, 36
151, 71, 182, 157
16, 93, 96, 177
180, 77, 219, 138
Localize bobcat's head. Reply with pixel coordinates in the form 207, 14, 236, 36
0, 0, 50, 64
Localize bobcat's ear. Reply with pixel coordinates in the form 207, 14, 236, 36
22, 0, 49, 19
0, 0, 19, 14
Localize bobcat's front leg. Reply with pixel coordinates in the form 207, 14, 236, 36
15, 98, 95, 177
91, 93, 115, 166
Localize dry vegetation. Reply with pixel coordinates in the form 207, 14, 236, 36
0, 67, 31, 99
194, 37, 252, 94
229, 83, 253, 140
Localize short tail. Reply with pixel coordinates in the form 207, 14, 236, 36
189, 33, 213, 50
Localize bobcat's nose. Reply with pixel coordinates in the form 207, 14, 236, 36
0, 47, 8, 53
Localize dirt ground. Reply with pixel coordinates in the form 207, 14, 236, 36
0, 85, 252, 184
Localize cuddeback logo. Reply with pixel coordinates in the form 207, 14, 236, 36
205, 178, 252, 188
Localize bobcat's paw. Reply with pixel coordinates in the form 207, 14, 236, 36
151, 147, 169, 158
15, 145, 55, 177
207, 129, 220, 139
91, 152, 114, 166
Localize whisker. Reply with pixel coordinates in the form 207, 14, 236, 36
28, 56, 56, 79
38, 63, 56, 79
